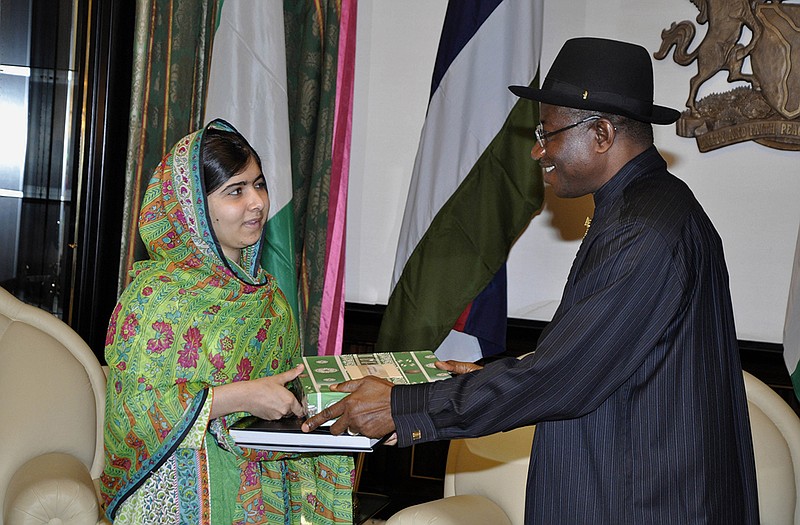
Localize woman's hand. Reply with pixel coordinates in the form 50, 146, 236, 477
211, 364, 306, 420
435, 359, 483, 375
245, 365, 307, 420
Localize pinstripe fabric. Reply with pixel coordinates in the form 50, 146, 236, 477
392, 147, 759, 524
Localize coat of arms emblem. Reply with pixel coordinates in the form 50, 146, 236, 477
654, 0, 800, 152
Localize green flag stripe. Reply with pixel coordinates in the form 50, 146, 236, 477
263, 204, 298, 319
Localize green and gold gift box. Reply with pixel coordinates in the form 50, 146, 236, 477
297, 351, 452, 416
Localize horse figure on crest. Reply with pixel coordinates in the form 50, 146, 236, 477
654, 0, 768, 115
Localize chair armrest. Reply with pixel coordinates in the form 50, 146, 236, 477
386, 495, 512, 525
4, 452, 101, 525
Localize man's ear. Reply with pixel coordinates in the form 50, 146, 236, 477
594, 119, 615, 153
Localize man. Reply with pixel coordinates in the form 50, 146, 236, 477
303, 37, 759, 523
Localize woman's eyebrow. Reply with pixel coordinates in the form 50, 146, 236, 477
219, 173, 265, 193
219, 180, 246, 192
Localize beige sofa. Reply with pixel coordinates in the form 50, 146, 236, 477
0, 286, 108, 525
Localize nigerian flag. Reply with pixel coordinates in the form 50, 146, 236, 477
204, 0, 297, 319
376, 0, 544, 361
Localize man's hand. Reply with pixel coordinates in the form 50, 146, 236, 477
435, 359, 483, 375
301, 375, 395, 439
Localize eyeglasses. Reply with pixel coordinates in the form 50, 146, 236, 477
535, 115, 601, 149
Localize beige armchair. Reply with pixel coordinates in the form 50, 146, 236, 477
387, 370, 800, 525
746, 369, 800, 524
0, 286, 108, 525
387, 425, 535, 525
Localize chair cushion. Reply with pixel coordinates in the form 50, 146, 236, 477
386, 495, 512, 525
0, 289, 106, 510
445, 426, 534, 525
748, 399, 797, 524
3, 453, 100, 525
0, 320, 99, 502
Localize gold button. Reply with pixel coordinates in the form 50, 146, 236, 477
411, 430, 422, 440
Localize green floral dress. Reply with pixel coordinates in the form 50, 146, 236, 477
101, 121, 354, 524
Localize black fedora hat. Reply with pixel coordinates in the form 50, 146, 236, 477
509, 37, 680, 125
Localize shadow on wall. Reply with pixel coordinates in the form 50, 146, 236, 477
540, 185, 595, 242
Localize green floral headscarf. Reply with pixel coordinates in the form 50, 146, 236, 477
101, 121, 353, 524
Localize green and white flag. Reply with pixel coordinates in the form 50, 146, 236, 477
204, 0, 297, 318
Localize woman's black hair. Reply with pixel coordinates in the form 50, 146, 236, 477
202, 128, 263, 194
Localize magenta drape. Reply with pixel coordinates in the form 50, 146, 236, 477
317, 0, 357, 355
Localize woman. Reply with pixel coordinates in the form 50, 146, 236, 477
101, 120, 354, 524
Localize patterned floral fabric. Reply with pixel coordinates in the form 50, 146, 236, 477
101, 120, 354, 524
